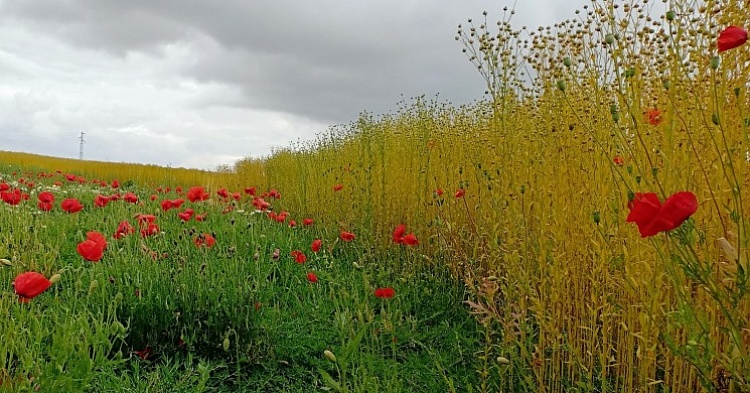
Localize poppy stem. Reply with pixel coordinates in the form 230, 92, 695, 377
460, 195, 478, 237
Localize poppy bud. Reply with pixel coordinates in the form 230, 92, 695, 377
734, 87, 741, 97
712, 113, 720, 125
497, 356, 510, 365
563, 57, 572, 67
223, 337, 231, 351
0, 258, 11, 266
324, 350, 337, 362
604, 33, 615, 45
49, 273, 62, 284
592, 211, 601, 224
88, 279, 99, 295
110, 321, 126, 336
687, 340, 698, 346
710, 56, 720, 69
666, 10, 675, 21
662, 80, 671, 90
556, 80, 566, 92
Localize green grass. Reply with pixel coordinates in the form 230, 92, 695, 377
0, 167, 484, 392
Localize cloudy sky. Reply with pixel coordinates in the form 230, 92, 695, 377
0, 0, 586, 170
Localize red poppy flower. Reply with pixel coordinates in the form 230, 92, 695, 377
268, 189, 281, 199
140, 223, 160, 237
302, 218, 314, 226
244, 186, 256, 195
194, 233, 216, 248
333, 184, 343, 192
187, 186, 209, 202
289, 220, 297, 228
135, 214, 156, 225
195, 213, 207, 222
61, 198, 83, 213
161, 199, 174, 211
718, 26, 748, 52
392, 224, 406, 244
374, 287, 395, 299
13, 272, 52, 303
113, 221, 135, 239
0, 182, 9, 191
134, 345, 152, 360
38, 191, 54, 203
217, 188, 229, 199
311, 239, 322, 253
37, 191, 55, 211
626, 191, 698, 237
86, 231, 107, 245
401, 233, 419, 246
307, 272, 318, 283
94, 194, 110, 208
291, 250, 307, 263
150, 194, 158, 201
232, 192, 241, 201
645, 108, 663, 126
1, 189, 22, 205
111, 179, 120, 189
172, 198, 185, 208
123, 192, 138, 204
613, 155, 625, 166
392, 224, 418, 246
340, 231, 356, 242
178, 208, 194, 222
270, 211, 288, 223
434, 188, 444, 197
455, 189, 465, 198
77, 231, 107, 262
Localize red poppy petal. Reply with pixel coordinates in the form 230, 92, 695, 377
718, 26, 748, 52
658, 191, 698, 230
626, 193, 661, 223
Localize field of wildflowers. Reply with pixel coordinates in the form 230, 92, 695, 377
0, 166, 481, 392
1, 0, 750, 392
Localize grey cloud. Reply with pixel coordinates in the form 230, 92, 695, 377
1, 0, 489, 124
0, 0, 590, 169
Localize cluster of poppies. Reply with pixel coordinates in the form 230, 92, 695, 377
8, 169, 410, 305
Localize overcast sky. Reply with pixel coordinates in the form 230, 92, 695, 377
0, 0, 587, 170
